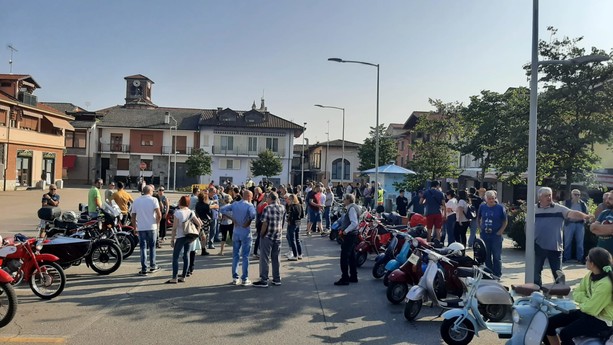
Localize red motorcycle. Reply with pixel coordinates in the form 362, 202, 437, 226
0, 235, 66, 300
0, 262, 17, 328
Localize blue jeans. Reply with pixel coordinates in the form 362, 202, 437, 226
468, 219, 478, 246
482, 234, 503, 277
286, 222, 302, 257
138, 230, 157, 272
208, 218, 218, 245
232, 229, 252, 281
172, 237, 191, 279
534, 243, 562, 287
445, 214, 456, 246
563, 222, 585, 261
323, 206, 331, 229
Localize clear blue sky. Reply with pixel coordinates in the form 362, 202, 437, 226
2, 1, 612, 144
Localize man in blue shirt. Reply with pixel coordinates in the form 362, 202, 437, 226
41, 184, 60, 207
421, 181, 445, 242
220, 190, 256, 286
590, 193, 613, 256
534, 187, 591, 286
478, 190, 507, 277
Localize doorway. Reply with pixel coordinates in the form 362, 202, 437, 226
43, 158, 55, 184
16, 156, 31, 187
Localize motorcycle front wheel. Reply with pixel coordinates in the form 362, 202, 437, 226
0, 283, 17, 328
86, 239, 123, 275
29, 261, 66, 300
372, 261, 386, 279
115, 233, 135, 259
404, 299, 422, 321
387, 282, 408, 305
356, 251, 368, 267
440, 316, 475, 345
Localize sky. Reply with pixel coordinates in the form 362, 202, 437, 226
2, 1, 612, 144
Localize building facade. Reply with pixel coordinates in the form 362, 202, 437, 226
0, 74, 74, 191
291, 139, 361, 186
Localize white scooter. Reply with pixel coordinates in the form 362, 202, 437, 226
507, 291, 612, 345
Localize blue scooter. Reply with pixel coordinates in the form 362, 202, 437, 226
372, 230, 409, 279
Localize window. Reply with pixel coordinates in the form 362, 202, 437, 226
248, 137, 258, 152
331, 158, 350, 180
312, 152, 321, 169
266, 137, 278, 152
117, 159, 129, 170
141, 159, 152, 171
400, 141, 404, 151
65, 132, 74, 147
173, 135, 187, 154
221, 136, 234, 150
226, 160, 233, 169
220, 159, 240, 170
74, 132, 86, 148
141, 134, 153, 146
20, 116, 38, 131
0, 110, 6, 126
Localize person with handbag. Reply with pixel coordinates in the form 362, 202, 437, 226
190, 192, 211, 275
168, 196, 202, 284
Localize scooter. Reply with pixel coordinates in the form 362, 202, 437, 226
439, 265, 514, 344
505, 291, 612, 345
383, 232, 429, 286
373, 230, 410, 279
355, 216, 395, 267
405, 244, 512, 322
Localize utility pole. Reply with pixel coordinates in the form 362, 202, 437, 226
7, 45, 18, 74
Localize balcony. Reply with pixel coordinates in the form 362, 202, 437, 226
101, 143, 130, 153
211, 145, 285, 157
162, 146, 193, 155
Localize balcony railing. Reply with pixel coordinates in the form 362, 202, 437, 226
211, 145, 285, 157
162, 146, 193, 155
100, 144, 130, 153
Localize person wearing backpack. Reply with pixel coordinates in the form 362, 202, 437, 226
455, 190, 472, 246
334, 194, 361, 286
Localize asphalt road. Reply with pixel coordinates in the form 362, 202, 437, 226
0, 188, 588, 345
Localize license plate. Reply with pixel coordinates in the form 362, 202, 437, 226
408, 253, 419, 265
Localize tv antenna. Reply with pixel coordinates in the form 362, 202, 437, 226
7, 45, 18, 74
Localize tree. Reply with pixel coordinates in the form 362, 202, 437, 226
185, 148, 212, 178
407, 99, 463, 181
525, 27, 613, 196
357, 124, 398, 172
250, 149, 283, 181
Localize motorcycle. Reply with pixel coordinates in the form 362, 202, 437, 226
405, 242, 511, 322
80, 203, 137, 259
0, 259, 17, 328
38, 207, 123, 275
0, 234, 66, 300
380, 226, 429, 285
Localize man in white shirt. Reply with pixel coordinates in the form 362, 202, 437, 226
334, 193, 360, 285
131, 185, 162, 275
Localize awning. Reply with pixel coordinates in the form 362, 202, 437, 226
44, 115, 75, 131
63, 155, 77, 170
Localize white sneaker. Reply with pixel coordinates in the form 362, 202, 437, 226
241, 279, 252, 286
297, 255, 303, 260
231, 278, 239, 285
288, 254, 297, 261
285, 251, 292, 258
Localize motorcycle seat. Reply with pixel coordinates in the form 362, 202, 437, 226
511, 283, 541, 296
456, 267, 477, 278
386, 225, 407, 231
541, 283, 571, 297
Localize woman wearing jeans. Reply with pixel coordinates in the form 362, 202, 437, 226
167, 195, 202, 284
286, 194, 304, 261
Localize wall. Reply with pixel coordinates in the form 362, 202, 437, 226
129, 129, 163, 154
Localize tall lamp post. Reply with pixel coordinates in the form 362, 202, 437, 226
524, 0, 610, 284
328, 58, 379, 194
301, 122, 306, 187
315, 104, 345, 185
164, 112, 178, 191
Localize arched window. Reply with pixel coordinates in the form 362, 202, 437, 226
331, 159, 350, 180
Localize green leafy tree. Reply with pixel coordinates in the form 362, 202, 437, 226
406, 99, 463, 181
250, 149, 283, 181
525, 27, 613, 196
185, 148, 212, 178
358, 124, 398, 172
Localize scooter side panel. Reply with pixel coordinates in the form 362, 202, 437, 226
385, 259, 400, 272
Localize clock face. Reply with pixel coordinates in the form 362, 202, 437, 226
133, 80, 141, 87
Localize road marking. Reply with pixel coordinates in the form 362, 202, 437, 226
0, 338, 65, 343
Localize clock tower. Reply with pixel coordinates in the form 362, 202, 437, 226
124, 74, 157, 108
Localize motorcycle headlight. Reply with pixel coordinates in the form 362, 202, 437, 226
35, 240, 43, 251
512, 309, 521, 323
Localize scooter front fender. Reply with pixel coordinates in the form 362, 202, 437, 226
442, 308, 478, 331
355, 241, 370, 253
374, 253, 387, 264
385, 259, 400, 272
407, 284, 426, 301
0, 269, 13, 283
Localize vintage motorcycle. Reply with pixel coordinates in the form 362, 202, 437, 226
0, 234, 66, 300
0, 256, 17, 328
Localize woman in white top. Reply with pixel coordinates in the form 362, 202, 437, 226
168, 195, 202, 284
454, 190, 471, 246
444, 190, 458, 246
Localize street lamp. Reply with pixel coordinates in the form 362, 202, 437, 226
301, 122, 306, 188
164, 112, 178, 191
328, 57, 379, 196
524, 0, 611, 284
315, 104, 346, 185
